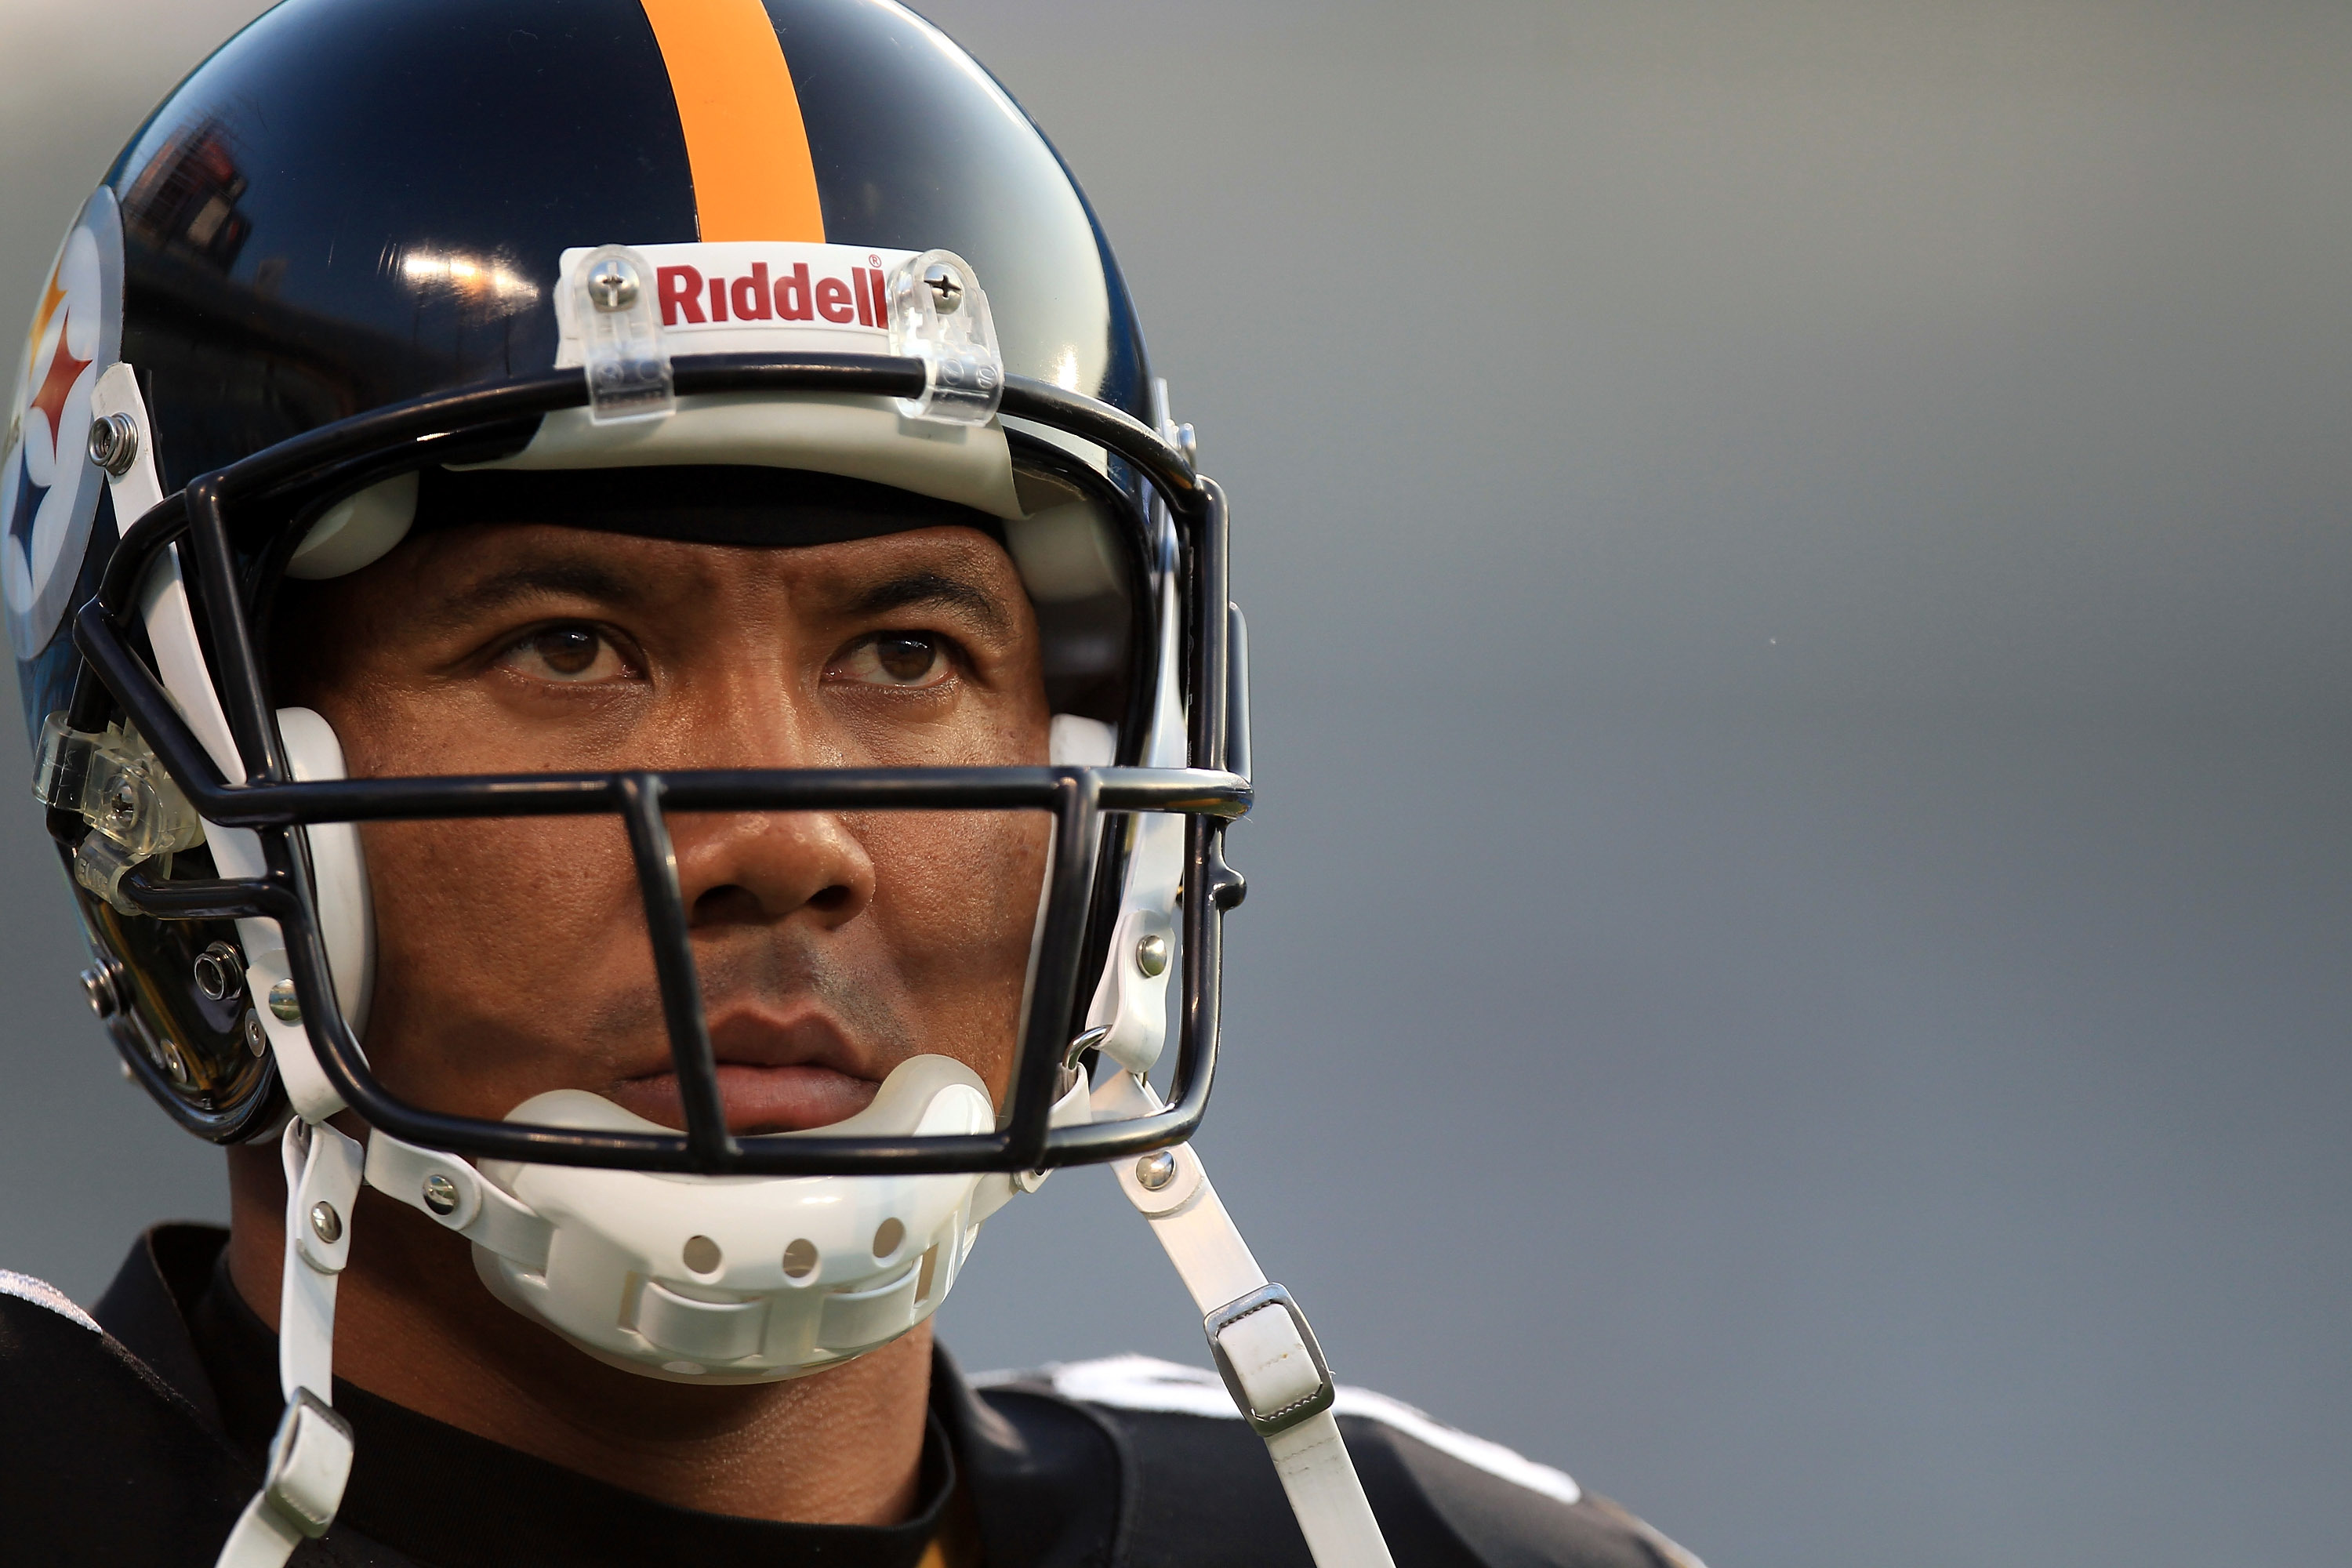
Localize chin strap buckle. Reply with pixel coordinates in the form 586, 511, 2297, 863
263, 1389, 355, 1536
212, 1390, 354, 1566
1204, 1284, 1337, 1438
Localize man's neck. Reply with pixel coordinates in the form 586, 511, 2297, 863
224, 1140, 931, 1526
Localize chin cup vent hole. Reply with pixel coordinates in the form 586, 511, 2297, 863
681, 1235, 723, 1276
781, 1239, 818, 1279
916, 1244, 941, 1304
872, 1218, 906, 1259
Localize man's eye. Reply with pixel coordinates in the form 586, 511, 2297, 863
837, 630, 951, 688
499, 625, 626, 683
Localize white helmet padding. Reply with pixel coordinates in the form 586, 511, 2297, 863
481, 390, 1023, 520
285, 471, 419, 581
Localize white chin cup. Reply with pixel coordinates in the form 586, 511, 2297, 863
462, 1055, 999, 1384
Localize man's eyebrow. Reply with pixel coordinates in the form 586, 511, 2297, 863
845, 569, 1012, 636
424, 561, 640, 626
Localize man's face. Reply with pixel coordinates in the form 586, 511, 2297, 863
278, 518, 1052, 1136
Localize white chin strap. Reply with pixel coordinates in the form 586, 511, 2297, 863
212, 1118, 364, 1567
1098, 1073, 1399, 1568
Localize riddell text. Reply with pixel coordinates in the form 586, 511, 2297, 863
656, 263, 887, 328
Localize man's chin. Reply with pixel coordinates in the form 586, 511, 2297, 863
605, 1063, 881, 1136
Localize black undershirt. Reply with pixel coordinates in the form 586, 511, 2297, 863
184, 1250, 955, 1568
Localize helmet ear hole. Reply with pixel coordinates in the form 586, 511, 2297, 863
82, 893, 278, 1141
276, 707, 374, 1036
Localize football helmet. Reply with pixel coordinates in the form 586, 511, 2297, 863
6, 2, 1388, 1564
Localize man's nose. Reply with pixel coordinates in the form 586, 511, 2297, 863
670, 808, 875, 930
662, 683, 877, 931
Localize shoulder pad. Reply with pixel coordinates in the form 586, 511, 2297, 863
0, 1276, 256, 1564
979, 1355, 1708, 1568
0, 1267, 102, 1333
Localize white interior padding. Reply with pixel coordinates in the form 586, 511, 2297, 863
277, 707, 375, 1034
465, 391, 1024, 520
286, 472, 418, 581
1005, 501, 1122, 601
1049, 715, 1116, 767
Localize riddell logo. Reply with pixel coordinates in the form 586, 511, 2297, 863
656, 262, 887, 328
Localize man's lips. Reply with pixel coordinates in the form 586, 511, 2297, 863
607, 1063, 879, 1135
606, 1004, 883, 1134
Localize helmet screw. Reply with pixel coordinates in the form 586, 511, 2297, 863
87, 412, 139, 477
241, 1010, 267, 1057
921, 263, 964, 313
1135, 932, 1169, 978
158, 1038, 190, 1086
420, 1174, 459, 1215
309, 1200, 343, 1244
78, 960, 125, 1020
1134, 1149, 1178, 1192
191, 940, 243, 1002
267, 979, 302, 1022
586, 256, 640, 312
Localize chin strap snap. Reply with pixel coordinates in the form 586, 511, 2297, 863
1096, 1073, 1397, 1568
212, 1119, 362, 1568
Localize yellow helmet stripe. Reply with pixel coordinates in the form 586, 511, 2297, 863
637, 0, 826, 242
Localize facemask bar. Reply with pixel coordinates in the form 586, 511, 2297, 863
61, 355, 1247, 1176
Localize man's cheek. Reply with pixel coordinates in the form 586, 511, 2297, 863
860, 812, 1046, 1054
868, 810, 1046, 936
356, 819, 644, 1067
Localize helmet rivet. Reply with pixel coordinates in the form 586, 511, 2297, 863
309, 1200, 343, 1244
78, 960, 123, 1020
158, 1039, 190, 1085
267, 979, 301, 1022
241, 1010, 267, 1057
922, 263, 964, 313
191, 940, 243, 1003
420, 1174, 459, 1215
87, 412, 138, 477
1134, 1149, 1178, 1192
1134, 932, 1169, 978
586, 256, 640, 312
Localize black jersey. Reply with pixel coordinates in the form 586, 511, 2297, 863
0, 1228, 1704, 1567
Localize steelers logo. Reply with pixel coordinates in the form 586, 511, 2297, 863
1, 187, 122, 661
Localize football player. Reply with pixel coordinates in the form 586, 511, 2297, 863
0, 2, 1704, 1564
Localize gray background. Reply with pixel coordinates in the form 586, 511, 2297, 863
3, 3, 2347, 1565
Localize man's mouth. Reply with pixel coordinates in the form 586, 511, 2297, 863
605, 1007, 884, 1134
606, 1063, 879, 1135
